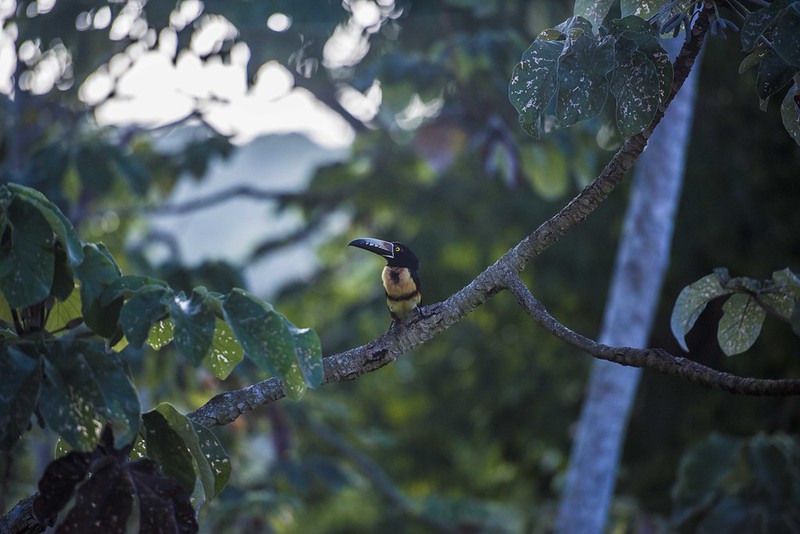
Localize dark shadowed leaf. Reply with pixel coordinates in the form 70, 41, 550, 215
556, 34, 614, 127
75, 243, 122, 338
119, 286, 171, 348
741, 0, 793, 52
169, 290, 216, 366
0, 345, 42, 451
574, 0, 614, 32
773, 6, 800, 67
0, 197, 55, 308
130, 459, 198, 534
756, 49, 796, 104
142, 408, 197, 494
781, 82, 800, 145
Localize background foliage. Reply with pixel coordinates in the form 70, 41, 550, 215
1, 0, 800, 532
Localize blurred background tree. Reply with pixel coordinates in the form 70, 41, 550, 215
1, 0, 800, 532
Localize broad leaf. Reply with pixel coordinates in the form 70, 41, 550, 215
6, 183, 84, 266
0, 197, 55, 308
203, 318, 243, 380
671, 273, 733, 351
509, 40, 563, 138
119, 286, 171, 348
741, 0, 793, 52
0, 346, 42, 451
39, 340, 140, 450
169, 290, 216, 366
574, 0, 614, 33
222, 288, 307, 399
621, 0, 667, 19
773, 6, 800, 68
781, 82, 800, 145
556, 34, 614, 127
756, 49, 796, 105
147, 318, 175, 350
718, 293, 767, 356
75, 243, 122, 338
143, 403, 229, 500
285, 318, 324, 389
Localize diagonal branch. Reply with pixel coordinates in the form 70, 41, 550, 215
187, 6, 800, 429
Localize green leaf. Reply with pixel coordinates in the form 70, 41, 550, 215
101, 274, 169, 306
0, 197, 55, 308
741, 0, 792, 52
284, 318, 324, 389
50, 243, 74, 302
193, 423, 232, 497
147, 319, 175, 350
222, 288, 307, 399
509, 40, 564, 137
739, 49, 767, 74
773, 6, 800, 67
203, 318, 243, 379
38, 340, 139, 451
610, 28, 672, 137
718, 293, 767, 356
142, 409, 196, 494
81, 346, 141, 448
143, 403, 228, 500
781, 82, 800, 145
621, 0, 667, 19
555, 34, 614, 127
169, 290, 216, 366
119, 286, 171, 349
6, 183, 84, 267
574, 0, 614, 33
759, 268, 800, 319
40, 343, 106, 451
75, 243, 122, 338
671, 273, 733, 351
756, 49, 796, 104
0, 345, 42, 451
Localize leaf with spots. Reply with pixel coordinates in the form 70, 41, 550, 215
508, 39, 563, 138
718, 294, 767, 356
0, 197, 55, 308
203, 318, 243, 380
143, 403, 229, 501
671, 273, 734, 351
222, 288, 309, 399
0, 345, 42, 452
34, 428, 197, 534
556, 34, 614, 127
39, 340, 140, 451
574, 0, 615, 33
119, 285, 172, 349
169, 289, 216, 367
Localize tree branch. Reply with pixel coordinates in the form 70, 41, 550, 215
187, 7, 800, 430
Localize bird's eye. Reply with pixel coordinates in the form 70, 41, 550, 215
395, 246, 400, 252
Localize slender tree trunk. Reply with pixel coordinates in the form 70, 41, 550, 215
555, 38, 701, 534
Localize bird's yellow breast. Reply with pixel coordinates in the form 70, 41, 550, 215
382, 266, 420, 321
382, 266, 417, 298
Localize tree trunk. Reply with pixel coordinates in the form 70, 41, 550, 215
555, 38, 702, 534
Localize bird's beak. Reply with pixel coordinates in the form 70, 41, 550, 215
348, 237, 395, 258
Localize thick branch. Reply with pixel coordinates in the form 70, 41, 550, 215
187, 8, 800, 429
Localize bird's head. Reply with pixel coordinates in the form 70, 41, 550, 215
348, 237, 420, 270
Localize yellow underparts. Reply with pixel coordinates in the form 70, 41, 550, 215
382, 266, 421, 322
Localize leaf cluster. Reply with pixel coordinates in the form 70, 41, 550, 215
0, 183, 324, 528
671, 267, 800, 355
509, 15, 672, 138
